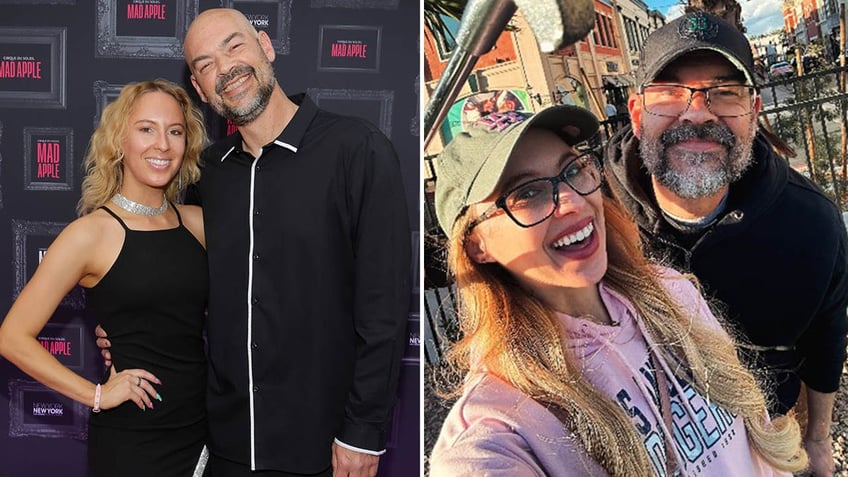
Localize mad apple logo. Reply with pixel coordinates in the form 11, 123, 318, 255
25, 127, 73, 191
126, 0, 167, 20
330, 40, 368, 58
37, 323, 84, 369
318, 25, 380, 72
116, 0, 176, 38
38, 336, 72, 358
35, 139, 62, 180
0, 35, 53, 94
226, 119, 238, 136
0, 55, 42, 79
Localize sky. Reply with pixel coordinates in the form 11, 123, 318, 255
645, 0, 786, 37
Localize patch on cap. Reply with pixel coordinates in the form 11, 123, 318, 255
562, 125, 582, 140
678, 11, 719, 41
474, 111, 531, 132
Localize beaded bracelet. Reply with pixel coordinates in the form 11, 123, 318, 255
92, 384, 102, 413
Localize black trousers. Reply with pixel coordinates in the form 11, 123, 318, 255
204, 453, 333, 477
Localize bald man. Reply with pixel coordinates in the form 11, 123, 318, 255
137, 9, 408, 477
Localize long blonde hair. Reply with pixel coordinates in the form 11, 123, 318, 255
444, 196, 807, 476
77, 79, 207, 216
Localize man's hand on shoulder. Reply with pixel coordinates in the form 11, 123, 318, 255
331, 441, 379, 477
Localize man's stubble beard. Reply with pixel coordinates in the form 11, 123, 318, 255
638, 119, 757, 199
212, 59, 276, 127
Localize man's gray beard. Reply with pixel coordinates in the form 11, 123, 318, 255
214, 62, 276, 126
639, 122, 755, 199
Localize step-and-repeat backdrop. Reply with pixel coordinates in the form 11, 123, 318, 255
0, 1, 420, 475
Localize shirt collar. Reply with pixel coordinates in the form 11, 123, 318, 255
219, 93, 319, 162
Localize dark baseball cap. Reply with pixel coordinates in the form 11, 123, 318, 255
435, 106, 599, 235
636, 11, 757, 86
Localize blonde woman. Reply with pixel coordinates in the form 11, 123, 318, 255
429, 106, 808, 476
0, 79, 208, 476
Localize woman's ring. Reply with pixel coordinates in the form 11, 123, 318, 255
136, 377, 142, 387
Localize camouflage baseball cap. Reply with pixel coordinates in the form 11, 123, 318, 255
435, 105, 599, 235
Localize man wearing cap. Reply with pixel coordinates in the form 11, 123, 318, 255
605, 11, 848, 475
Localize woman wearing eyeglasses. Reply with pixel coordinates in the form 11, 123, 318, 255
428, 106, 807, 476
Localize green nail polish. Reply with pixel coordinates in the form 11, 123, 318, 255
156, 393, 162, 402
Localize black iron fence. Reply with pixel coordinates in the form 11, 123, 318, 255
757, 65, 848, 207
423, 67, 848, 364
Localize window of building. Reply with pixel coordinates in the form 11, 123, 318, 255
594, 13, 618, 48
608, 16, 618, 48
625, 17, 637, 51
594, 14, 601, 45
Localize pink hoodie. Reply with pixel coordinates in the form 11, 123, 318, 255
430, 267, 789, 477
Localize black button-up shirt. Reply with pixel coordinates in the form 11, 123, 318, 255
190, 95, 410, 472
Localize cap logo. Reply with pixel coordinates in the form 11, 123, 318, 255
562, 125, 581, 139
475, 111, 531, 132
678, 12, 719, 41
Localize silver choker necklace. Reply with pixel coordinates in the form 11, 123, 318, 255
111, 193, 168, 216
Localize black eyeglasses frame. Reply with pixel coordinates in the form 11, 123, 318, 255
464, 151, 603, 237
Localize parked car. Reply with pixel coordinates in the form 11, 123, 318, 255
769, 61, 794, 79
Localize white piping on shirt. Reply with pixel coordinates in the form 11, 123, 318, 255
247, 149, 262, 470
218, 140, 296, 469
220, 146, 236, 162
273, 139, 298, 152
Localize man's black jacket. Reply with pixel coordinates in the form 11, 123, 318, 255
606, 126, 848, 413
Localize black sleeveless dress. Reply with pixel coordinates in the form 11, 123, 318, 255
85, 205, 209, 477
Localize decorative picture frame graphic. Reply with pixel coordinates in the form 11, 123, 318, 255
8, 379, 88, 439
224, 0, 292, 54
92, 80, 126, 127
310, 0, 398, 9
317, 24, 381, 73
23, 127, 74, 191
95, 0, 198, 59
306, 88, 394, 138
0, 27, 66, 109
13, 219, 85, 310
